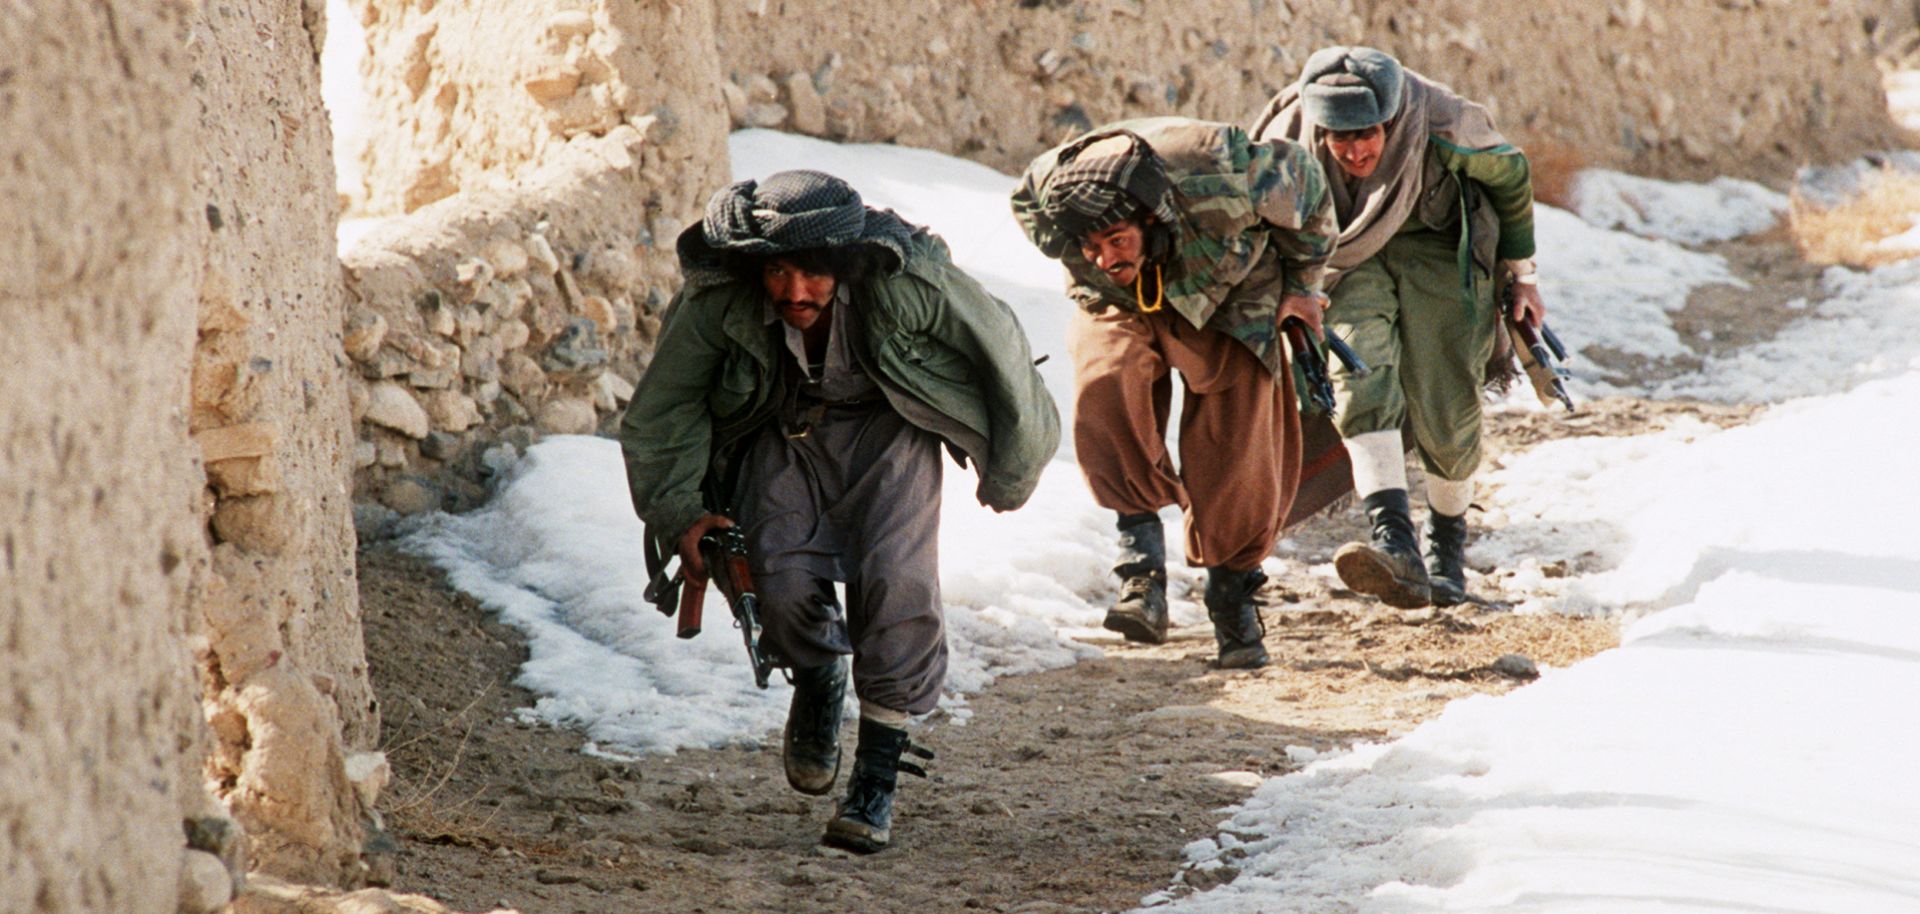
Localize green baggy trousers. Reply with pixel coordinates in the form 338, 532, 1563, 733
1327, 226, 1497, 482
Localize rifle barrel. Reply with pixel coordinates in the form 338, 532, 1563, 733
1283, 322, 1336, 416
1325, 332, 1369, 375
1541, 323, 1569, 362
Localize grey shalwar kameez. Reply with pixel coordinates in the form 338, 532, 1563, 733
735, 288, 947, 715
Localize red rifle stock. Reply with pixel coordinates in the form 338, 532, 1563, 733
675, 570, 705, 639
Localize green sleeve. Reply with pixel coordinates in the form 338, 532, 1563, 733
909, 253, 1062, 510
1250, 139, 1338, 295
1435, 139, 1536, 260
619, 288, 730, 543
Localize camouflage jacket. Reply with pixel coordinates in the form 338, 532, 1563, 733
1011, 117, 1338, 375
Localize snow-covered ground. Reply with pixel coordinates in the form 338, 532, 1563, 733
1157, 368, 1920, 913
1568, 170, 1787, 245
400, 132, 1920, 909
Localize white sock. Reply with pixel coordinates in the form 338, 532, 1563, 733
861, 702, 909, 729
1345, 430, 1407, 498
1427, 475, 1475, 517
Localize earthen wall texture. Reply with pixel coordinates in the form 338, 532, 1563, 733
1, 2, 214, 911
350, 0, 730, 220
712, 0, 1899, 182
189, 0, 380, 886
342, 128, 664, 515
342, 0, 731, 511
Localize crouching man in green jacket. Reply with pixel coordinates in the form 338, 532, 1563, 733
621, 171, 1060, 853
1253, 47, 1549, 608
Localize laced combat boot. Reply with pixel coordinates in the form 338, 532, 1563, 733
782, 659, 848, 795
1103, 512, 1169, 644
1333, 489, 1432, 608
823, 717, 933, 853
1204, 566, 1270, 669
1425, 510, 1470, 608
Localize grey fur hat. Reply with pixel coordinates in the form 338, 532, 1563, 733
1298, 46, 1405, 131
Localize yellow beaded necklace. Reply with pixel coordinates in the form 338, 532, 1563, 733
1133, 263, 1165, 313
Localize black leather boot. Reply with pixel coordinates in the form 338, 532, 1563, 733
1426, 510, 1469, 607
1333, 489, 1432, 608
823, 717, 933, 853
1204, 566, 1269, 669
1103, 513, 1169, 644
782, 659, 847, 795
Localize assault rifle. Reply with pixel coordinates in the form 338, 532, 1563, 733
1283, 318, 1371, 417
1499, 284, 1575, 412
1513, 320, 1574, 412
642, 525, 778, 689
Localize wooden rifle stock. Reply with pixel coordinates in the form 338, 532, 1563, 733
675, 571, 705, 639
698, 527, 775, 689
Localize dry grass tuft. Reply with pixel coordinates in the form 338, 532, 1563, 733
1522, 137, 1586, 210
1789, 168, 1920, 268
377, 689, 527, 851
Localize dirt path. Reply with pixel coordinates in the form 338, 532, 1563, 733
361, 553, 1611, 914
357, 394, 1764, 914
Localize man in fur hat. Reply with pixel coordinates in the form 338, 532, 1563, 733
1011, 119, 1338, 668
1252, 47, 1549, 608
622, 170, 1059, 852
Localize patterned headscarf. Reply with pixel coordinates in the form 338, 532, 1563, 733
1027, 131, 1180, 257
679, 170, 914, 286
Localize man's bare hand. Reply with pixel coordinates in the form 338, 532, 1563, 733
677, 514, 735, 579
1278, 291, 1328, 336
1508, 282, 1546, 328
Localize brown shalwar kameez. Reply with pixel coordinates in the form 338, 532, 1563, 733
734, 293, 948, 715
1067, 306, 1301, 572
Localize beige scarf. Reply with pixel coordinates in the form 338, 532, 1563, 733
1252, 70, 1509, 279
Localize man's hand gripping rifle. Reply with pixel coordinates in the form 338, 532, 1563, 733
1283, 317, 1371, 417
642, 525, 779, 689
1499, 283, 1575, 412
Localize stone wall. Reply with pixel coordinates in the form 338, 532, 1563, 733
342, 127, 666, 516
349, 0, 730, 219
340, 0, 730, 513
1, 2, 223, 912
4, 0, 387, 909
711, 0, 1900, 183
188, 0, 384, 887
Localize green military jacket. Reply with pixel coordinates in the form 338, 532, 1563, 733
1010, 117, 1338, 376
620, 227, 1061, 543
1250, 70, 1535, 309
1409, 138, 1535, 311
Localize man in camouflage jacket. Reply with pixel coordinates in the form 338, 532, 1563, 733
1011, 117, 1337, 669
623, 171, 1059, 852
1253, 47, 1549, 609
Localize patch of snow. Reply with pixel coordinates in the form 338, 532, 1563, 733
1153, 370, 1920, 913
1569, 169, 1786, 245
